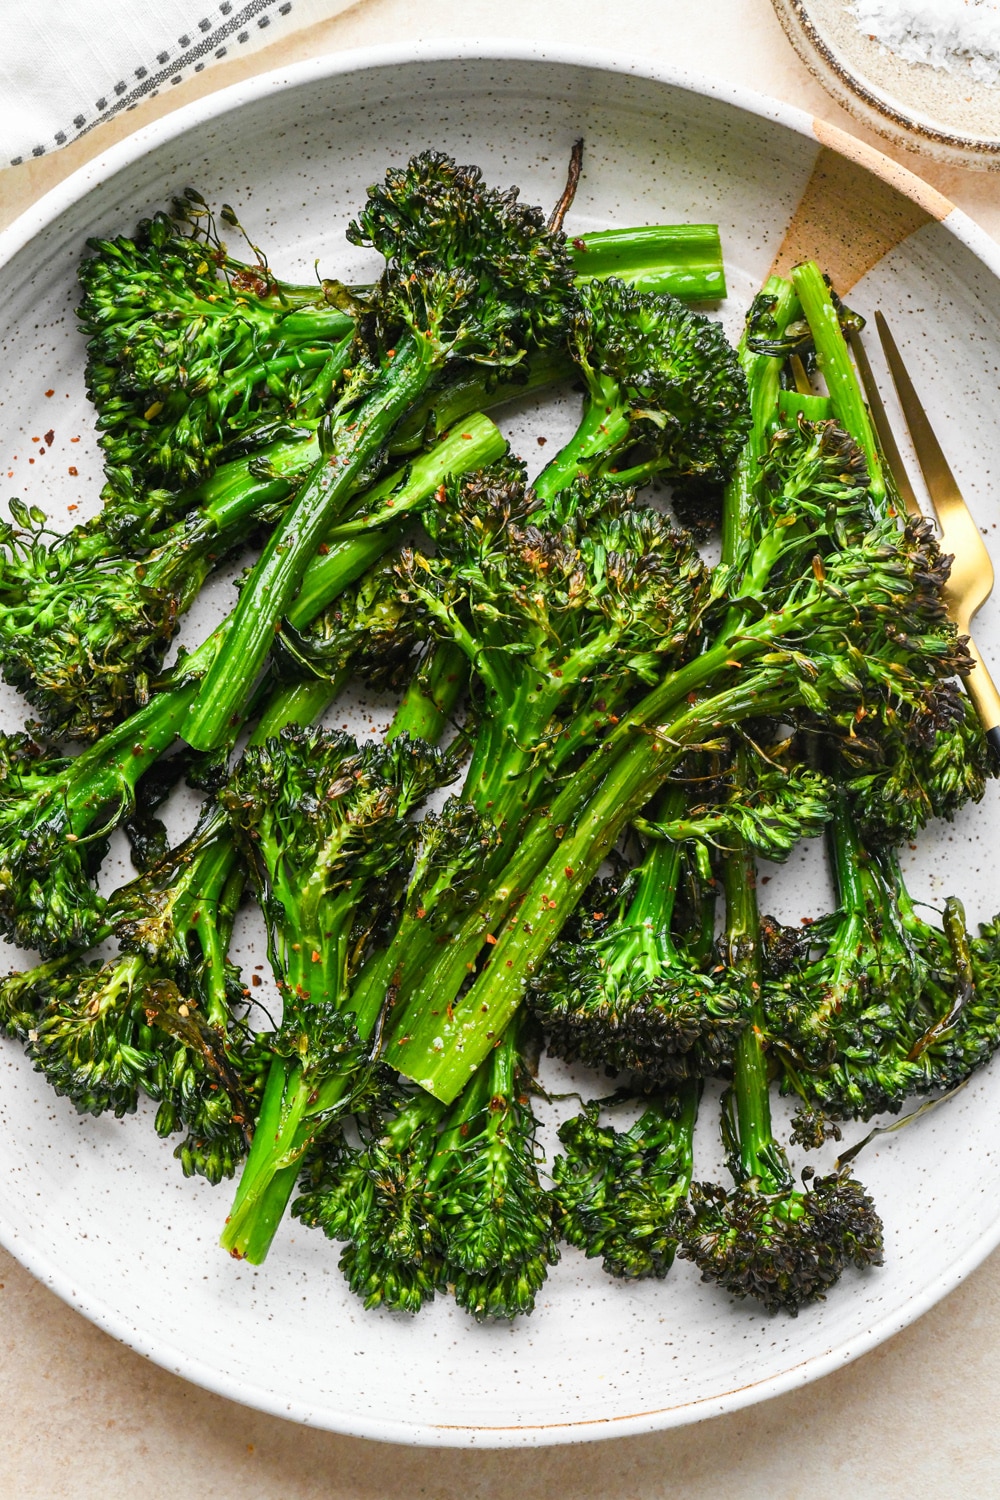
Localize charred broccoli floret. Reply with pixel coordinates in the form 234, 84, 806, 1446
680, 828, 883, 1314
531, 792, 745, 1085
553, 1083, 699, 1280
531, 277, 749, 504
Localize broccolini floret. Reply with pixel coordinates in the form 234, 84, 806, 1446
553, 1083, 699, 1280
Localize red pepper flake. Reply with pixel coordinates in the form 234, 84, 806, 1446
31, 436, 39, 443
67, 467, 78, 477
461, 432, 473, 440
251, 974, 261, 987
70, 435, 80, 443
44, 389, 54, 398
43, 429, 54, 446
311, 950, 321, 963
564, 866, 574, 879
317, 542, 329, 555
484, 934, 497, 946
132, 744, 145, 756
67, 502, 78, 511
573, 237, 587, 251
537, 436, 547, 447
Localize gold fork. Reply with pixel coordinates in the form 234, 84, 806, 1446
847, 316, 1000, 764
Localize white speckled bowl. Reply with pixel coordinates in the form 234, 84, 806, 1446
1, 42, 1000, 1448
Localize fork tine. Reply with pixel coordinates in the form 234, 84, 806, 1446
874, 311, 965, 522
846, 326, 921, 520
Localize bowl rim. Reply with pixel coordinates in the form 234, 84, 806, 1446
2, 36, 1000, 1447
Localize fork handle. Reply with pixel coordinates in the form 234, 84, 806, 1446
962, 630, 1000, 764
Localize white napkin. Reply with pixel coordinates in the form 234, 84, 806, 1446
0, 0, 353, 168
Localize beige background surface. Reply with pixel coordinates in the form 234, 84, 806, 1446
2, 1, 1000, 1495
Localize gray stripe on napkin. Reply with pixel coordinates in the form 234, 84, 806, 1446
10, 0, 295, 165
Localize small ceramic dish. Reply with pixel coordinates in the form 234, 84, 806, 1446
773, 0, 1000, 168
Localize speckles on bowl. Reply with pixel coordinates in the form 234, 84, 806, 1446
0, 42, 998, 1449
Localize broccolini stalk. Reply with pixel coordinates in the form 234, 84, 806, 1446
0, 409, 501, 742
346, 465, 712, 1037
219, 729, 448, 1263
402, 460, 710, 849
0, 417, 506, 958
553, 1082, 700, 1280
568, 224, 726, 300
531, 785, 745, 1084
79, 205, 357, 500
182, 151, 577, 751
790, 261, 884, 507
220, 651, 472, 1258
384, 640, 469, 746
680, 828, 883, 1314
294, 1013, 557, 1319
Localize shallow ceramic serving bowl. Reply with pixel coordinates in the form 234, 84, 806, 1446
1, 42, 1000, 1448
773, 0, 1000, 169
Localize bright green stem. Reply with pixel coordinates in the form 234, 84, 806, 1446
381, 604, 814, 1076
248, 677, 343, 746
791, 261, 884, 506
222, 1056, 317, 1260
319, 411, 505, 542
776, 389, 833, 425
220, 614, 470, 1264
721, 831, 789, 1193
182, 337, 449, 750
390, 671, 791, 1100
286, 413, 506, 628
530, 376, 632, 504
826, 783, 876, 917
721, 275, 799, 567
390, 351, 572, 454
386, 639, 469, 745
605, 783, 689, 979
569, 224, 726, 301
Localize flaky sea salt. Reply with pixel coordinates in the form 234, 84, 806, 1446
851, 0, 1000, 87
